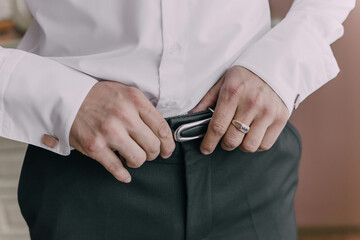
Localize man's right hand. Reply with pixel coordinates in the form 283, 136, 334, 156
66, 81, 175, 183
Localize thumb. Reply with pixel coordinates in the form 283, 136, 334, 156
190, 76, 224, 113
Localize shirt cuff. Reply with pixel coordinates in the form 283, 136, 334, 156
231, 13, 341, 117
0, 49, 97, 155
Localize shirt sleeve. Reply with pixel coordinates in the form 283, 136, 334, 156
231, 0, 356, 117
0, 47, 97, 155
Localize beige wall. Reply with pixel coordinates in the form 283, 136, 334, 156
271, 0, 360, 227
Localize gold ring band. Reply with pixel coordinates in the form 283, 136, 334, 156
231, 120, 250, 133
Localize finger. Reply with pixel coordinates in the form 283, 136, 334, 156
139, 104, 175, 159
190, 76, 224, 113
92, 147, 132, 183
258, 122, 286, 151
41, 134, 59, 148
108, 132, 147, 168
128, 120, 161, 161
240, 118, 270, 152
221, 111, 254, 151
200, 84, 238, 155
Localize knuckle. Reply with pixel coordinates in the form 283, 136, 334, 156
139, 103, 152, 115
274, 111, 288, 125
128, 161, 142, 168
223, 137, 239, 149
279, 110, 289, 122
126, 86, 141, 97
146, 139, 161, 159
99, 119, 117, 137
83, 137, 105, 157
161, 140, 176, 158
210, 120, 227, 136
127, 160, 141, 168
241, 140, 257, 153
127, 87, 145, 107
225, 66, 245, 80
109, 106, 123, 117
169, 141, 176, 153
147, 154, 158, 161
260, 142, 273, 151
246, 95, 260, 110
113, 110, 135, 127
244, 88, 266, 113
261, 104, 274, 118
162, 149, 173, 159
127, 154, 146, 168
223, 82, 244, 100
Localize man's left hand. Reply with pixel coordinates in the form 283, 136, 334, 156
191, 66, 289, 154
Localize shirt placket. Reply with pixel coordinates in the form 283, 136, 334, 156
157, 0, 189, 116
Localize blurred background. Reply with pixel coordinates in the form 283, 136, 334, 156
0, 0, 359, 239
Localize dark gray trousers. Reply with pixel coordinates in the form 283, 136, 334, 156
18, 116, 301, 240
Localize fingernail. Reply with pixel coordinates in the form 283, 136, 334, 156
201, 148, 211, 155
223, 142, 232, 149
124, 176, 132, 183
162, 153, 172, 159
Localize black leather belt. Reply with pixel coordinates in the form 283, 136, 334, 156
166, 108, 213, 142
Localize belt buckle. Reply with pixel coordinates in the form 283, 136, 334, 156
173, 117, 212, 142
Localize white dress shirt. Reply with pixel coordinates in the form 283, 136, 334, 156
0, 0, 355, 155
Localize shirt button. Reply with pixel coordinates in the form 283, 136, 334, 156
293, 94, 301, 110
169, 42, 182, 55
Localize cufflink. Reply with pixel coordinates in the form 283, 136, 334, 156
293, 94, 301, 110
41, 134, 59, 148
